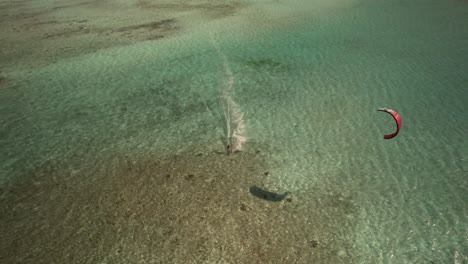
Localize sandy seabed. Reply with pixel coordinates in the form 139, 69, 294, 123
1, 144, 357, 263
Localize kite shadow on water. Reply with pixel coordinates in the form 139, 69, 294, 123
249, 185, 289, 202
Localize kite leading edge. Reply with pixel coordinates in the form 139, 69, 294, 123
377, 108, 402, 139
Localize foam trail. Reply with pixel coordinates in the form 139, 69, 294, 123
210, 33, 247, 153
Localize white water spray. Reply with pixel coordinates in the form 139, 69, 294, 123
210, 33, 247, 154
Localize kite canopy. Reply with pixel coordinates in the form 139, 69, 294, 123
377, 108, 402, 139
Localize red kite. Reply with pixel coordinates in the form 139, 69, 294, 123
377, 108, 402, 139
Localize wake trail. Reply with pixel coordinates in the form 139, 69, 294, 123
209, 33, 246, 153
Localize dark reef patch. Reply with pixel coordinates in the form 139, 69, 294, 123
136, 1, 246, 18
114, 19, 177, 32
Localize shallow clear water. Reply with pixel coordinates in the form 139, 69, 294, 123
1, 0, 467, 263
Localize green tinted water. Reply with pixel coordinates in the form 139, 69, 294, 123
1, 0, 466, 262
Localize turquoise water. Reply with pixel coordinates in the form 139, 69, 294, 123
1, 0, 467, 262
